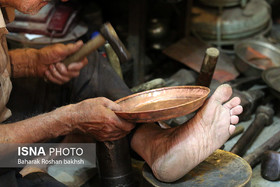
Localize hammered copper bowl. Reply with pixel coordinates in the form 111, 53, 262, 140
114, 86, 210, 123
234, 40, 280, 77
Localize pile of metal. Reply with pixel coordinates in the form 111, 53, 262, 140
191, 0, 271, 52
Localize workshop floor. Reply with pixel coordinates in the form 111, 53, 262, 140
224, 114, 280, 187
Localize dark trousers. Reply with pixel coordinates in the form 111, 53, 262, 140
6, 51, 132, 122
0, 170, 67, 187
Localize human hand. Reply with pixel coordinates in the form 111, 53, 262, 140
38, 40, 88, 84
71, 97, 135, 141
8, 0, 70, 15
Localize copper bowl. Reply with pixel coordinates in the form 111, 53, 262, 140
115, 86, 210, 123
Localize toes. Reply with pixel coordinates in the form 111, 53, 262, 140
211, 84, 232, 104
230, 105, 243, 115
229, 125, 236, 135
224, 97, 241, 110
231, 115, 239, 124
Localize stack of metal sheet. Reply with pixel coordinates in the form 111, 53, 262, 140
191, 0, 271, 51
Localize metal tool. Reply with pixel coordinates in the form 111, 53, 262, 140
96, 138, 135, 186
131, 78, 166, 93
196, 47, 219, 87
230, 103, 274, 156
231, 88, 265, 122
104, 42, 123, 79
63, 22, 131, 66
71, 22, 133, 187
244, 130, 280, 168
115, 86, 210, 123
228, 76, 263, 91
261, 151, 280, 181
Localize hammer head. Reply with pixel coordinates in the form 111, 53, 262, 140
100, 23, 131, 63
256, 104, 274, 126
261, 151, 280, 181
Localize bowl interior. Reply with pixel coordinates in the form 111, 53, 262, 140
115, 86, 210, 113
235, 41, 280, 70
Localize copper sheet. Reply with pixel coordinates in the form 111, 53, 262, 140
115, 86, 210, 123
163, 37, 239, 83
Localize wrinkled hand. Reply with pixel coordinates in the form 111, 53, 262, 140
38, 40, 88, 84
72, 97, 135, 141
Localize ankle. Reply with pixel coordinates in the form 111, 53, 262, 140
131, 124, 172, 165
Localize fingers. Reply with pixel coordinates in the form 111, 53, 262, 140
40, 41, 86, 83
94, 131, 129, 141
44, 57, 88, 85
45, 69, 65, 85
45, 64, 71, 84
102, 107, 135, 138
97, 99, 134, 131
115, 116, 136, 132
68, 58, 88, 70
91, 97, 123, 111
63, 40, 83, 56
77, 98, 135, 141
94, 120, 135, 141
82, 111, 135, 142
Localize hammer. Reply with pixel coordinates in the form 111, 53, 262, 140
231, 88, 265, 122
244, 130, 280, 168
63, 22, 134, 186
230, 103, 274, 156
261, 151, 280, 181
62, 22, 131, 66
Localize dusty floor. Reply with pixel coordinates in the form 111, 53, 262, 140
224, 115, 280, 187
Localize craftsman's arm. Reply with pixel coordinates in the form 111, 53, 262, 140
0, 97, 134, 143
0, 97, 134, 155
0, 105, 74, 144
8, 40, 88, 84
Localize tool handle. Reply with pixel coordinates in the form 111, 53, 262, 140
230, 114, 267, 156
244, 130, 280, 168
196, 47, 219, 87
100, 22, 131, 63
228, 125, 244, 140
62, 34, 106, 66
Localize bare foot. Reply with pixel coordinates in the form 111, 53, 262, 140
131, 84, 243, 182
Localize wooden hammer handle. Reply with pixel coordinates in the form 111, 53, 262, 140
62, 34, 106, 66
244, 130, 280, 168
